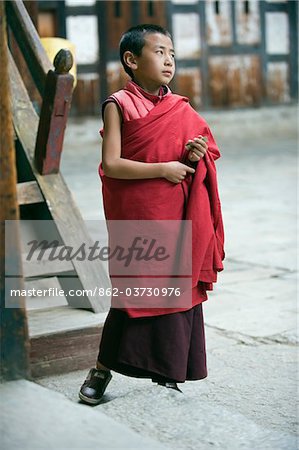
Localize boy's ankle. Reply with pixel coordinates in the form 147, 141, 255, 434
96, 361, 110, 371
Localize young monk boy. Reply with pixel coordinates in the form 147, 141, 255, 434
79, 24, 225, 404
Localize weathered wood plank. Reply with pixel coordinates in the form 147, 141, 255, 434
25, 275, 63, 291
22, 246, 74, 278
29, 305, 106, 377
30, 327, 103, 363
17, 181, 44, 205
5, 0, 53, 96
9, 54, 110, 313
30, 339, 103, 378
29, 306, 106, 377
27, 305, 107, 337
0, 2, 30, 381
24, 276, 68, 310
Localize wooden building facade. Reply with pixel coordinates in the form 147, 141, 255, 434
36, 0, 298, 114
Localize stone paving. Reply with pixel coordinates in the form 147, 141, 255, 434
2, 105, 297, 449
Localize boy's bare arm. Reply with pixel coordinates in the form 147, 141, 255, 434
102, 102, 195, 184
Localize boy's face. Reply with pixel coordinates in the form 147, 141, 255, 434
129, 33, 175, 92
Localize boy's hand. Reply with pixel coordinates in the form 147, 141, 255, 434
162, 161, 195, 184
186, 135, 208, 162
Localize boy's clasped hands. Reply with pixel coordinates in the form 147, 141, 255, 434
163, 135, 208, 184
186, 135, 208, 162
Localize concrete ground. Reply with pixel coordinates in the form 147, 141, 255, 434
2, 105, 298, 449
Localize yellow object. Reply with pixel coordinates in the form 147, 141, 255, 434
41, 37, 77, 88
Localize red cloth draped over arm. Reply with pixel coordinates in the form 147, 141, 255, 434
99, 92, 225, 318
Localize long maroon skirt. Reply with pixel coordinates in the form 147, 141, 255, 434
97, 303, 207, 383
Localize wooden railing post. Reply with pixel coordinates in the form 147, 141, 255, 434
0, 1, 30, 381
34, 49, 74, 174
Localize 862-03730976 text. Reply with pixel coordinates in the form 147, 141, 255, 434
9, 286, 182, 298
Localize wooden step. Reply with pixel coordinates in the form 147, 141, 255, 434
22, 247, 74, 278
28, 306, 108, 378
25, 276, 68, 309
17, 181, 44, 205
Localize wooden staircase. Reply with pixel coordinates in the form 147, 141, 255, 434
4, 0, 110, 378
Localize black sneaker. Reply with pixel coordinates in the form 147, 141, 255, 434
79, 368, 112, 405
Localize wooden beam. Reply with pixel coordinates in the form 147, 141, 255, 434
65, 5, 96, 16
9, 54, 111, 313
17, 181, 44, 205
30, 326, 104, 377
24, 0, 38, 29
5, 0, 53, 96
0, 1, 30, 381
288, 0, 298, 101
28, 306, 107, 377
22, 246, 74, 278
25, 277, 68, 310
96, 0, 108, 104
28, 305, 107, 338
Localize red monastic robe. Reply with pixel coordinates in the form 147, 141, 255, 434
99, 81, 225, 318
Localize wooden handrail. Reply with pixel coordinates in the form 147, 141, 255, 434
5, 0, 53, 96
6, 0, 74, 174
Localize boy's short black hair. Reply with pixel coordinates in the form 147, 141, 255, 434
120, 24, 172, 79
